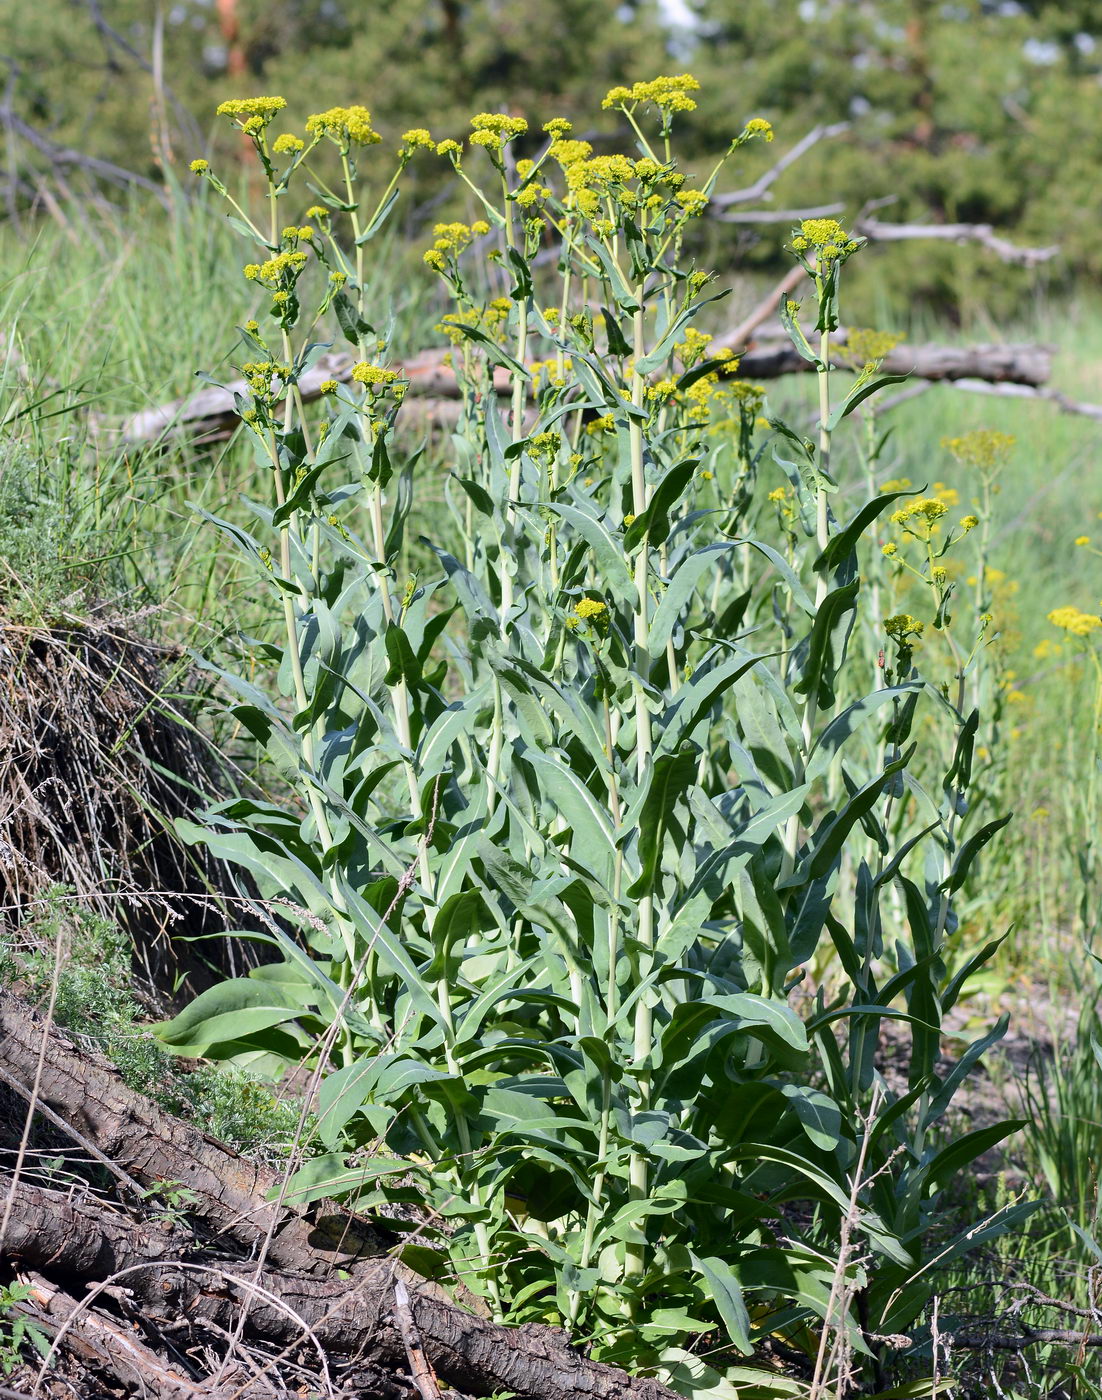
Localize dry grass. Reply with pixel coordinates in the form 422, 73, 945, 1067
0, 611, 250, 992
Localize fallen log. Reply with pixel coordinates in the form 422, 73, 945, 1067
3, 1178, 682, 1400
729, 334, 1053, 386
105, 336, 1058, 445
0, 990, 389, 1279
15, 1272, 282, 1400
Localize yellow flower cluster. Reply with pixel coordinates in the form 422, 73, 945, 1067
189, 159, 209, 174
942, 429, 1016, 472
676, 189, 709, 216
351, 362, 399, 388
602, 73, 701, 115
272, 133, 305, 155
890, 501, 952, 526
306, 105, 380, 146
401, 128, 435, 150
742, 117, 774, 142
1048, 606, 1102, 638
435, 308, 481, 344
790, 217, 861, 263
242, 249, 307, 287
469, 111, 528, 155
216, 97, 286, 124
843, 327, 905, 365
884, 613, 925, 642
675, 326, 714, 368
305, 205, 329, 221
423, 219, 490, 272
240, 360, 291, 399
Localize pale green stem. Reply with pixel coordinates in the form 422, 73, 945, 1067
626, 288, 655, 1288
779, 320, 834, 884
570, 689, 625, 1326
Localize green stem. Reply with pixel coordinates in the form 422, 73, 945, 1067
626, 286, 655, 1289
779, 319, 834, 884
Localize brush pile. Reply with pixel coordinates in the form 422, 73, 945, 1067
0, 614, 247, 991
0, 991, 675, 1400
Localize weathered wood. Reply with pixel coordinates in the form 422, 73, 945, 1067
737, 334, 1054, 385
3, 1179, 683, 1400
0, 990, 389, 1278
17, 1273, 280, 1400
105, 335, 1057, 446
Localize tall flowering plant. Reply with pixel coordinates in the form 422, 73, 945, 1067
162, 79, 1029, 1390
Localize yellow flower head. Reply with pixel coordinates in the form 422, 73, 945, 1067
400, 128, 435, 150
352, 362, 399, 388
794, 217, 861, 264
1048, 606, 1102, 638
543, 118, 573, 138
676, 189, 709, 216
960, 514, 979, 531
743, 117, 774, 142
216, 96, 286, 125
189, 158, 209, 174
436, 138, 463, 159
603, 73, 701, 115
1075, 535, 1091, 547
305, 205, 329, 221
942, 429, 1016, 473
319, 379, 338, 393
471, 112, 528, 140
884, 613, 925, 642
306, 105, 380, 146
272, 133, 305, 155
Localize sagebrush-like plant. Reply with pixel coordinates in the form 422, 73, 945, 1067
161, 80, 1033, 1392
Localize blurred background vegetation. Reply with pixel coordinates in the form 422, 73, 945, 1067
6, 0, 1102, 319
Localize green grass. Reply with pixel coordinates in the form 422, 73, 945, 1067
0, 887, 310, 1163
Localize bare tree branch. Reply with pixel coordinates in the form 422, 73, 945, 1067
855, 216, 1059, 268
712, 122, 851, 208
714, 203, 845, 225
1, 102, 166, 200
941, 377, 1102, 421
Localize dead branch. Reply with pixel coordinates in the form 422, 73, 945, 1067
0, 99, 166, 202
711, 123, 851, 208
739, 334, 1053, 386
15, 1272, 278, 1400
0, 990, 391, 1279
3, 1178, 682, 1400
394, 1277, 444, 1400
947, 1328, 1102, 1350
714, 204, 845, 225
106, 334, 1060, 447
940, 377, 1102, 421
854, 217, 1059, 269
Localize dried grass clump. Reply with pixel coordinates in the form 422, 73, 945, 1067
0, 612, 249, 990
